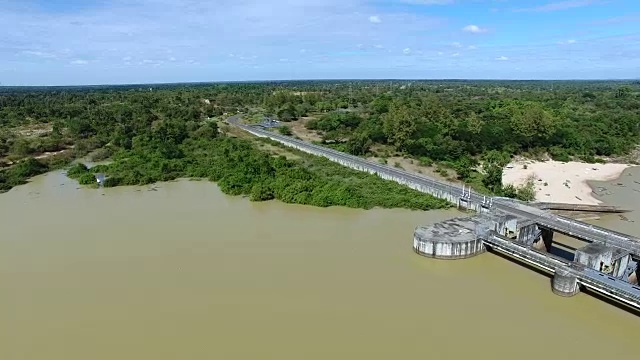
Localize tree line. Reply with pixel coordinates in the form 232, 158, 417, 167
1, 80, 638, 203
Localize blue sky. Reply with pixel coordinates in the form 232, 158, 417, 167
1, 0, 639, 85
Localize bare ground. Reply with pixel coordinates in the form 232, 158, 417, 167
255, 142, 301, 160
287, 117, 324, 142
222, 124, 253, 140
15, 123, 53, 138
366, 155, 460, 184
34, 148, 73, 160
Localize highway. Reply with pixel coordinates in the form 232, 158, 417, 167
228, 115, 640, 256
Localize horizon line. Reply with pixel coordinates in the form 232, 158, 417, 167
1, 78, 639, 88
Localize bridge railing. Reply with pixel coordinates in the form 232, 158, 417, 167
248, 124, 478, 199
536, 215, 640, 255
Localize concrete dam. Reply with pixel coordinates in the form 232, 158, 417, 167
228, 116, 640, 312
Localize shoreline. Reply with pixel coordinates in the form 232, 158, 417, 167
502, 160, 636, 206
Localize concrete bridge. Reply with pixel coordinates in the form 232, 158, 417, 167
228, 116, 640, 312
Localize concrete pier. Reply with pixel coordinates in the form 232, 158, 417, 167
552, 266, 581, 297
413, 218, 486, 259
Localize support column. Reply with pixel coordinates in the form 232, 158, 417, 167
542, 229, 554, 252
532, 228, 554, 253
552, 266, 580, 297
629, 267, 639, 285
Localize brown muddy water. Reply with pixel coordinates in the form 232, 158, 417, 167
1, 170, 638, 360
590, 166, 640, 235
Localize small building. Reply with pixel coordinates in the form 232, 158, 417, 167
480, 213, 519, 238
574, 242, 631, 278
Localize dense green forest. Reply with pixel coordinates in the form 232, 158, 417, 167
1, 80, 638, 204
262, 80, 640, 196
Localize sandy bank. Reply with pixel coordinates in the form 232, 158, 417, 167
502, 160, 635, 205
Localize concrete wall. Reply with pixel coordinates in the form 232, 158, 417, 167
241, 126, 485, 212
613, 255, 631, 278
517, 223, 540, 246
481, 213, 510, 236
575, 245, 614, 272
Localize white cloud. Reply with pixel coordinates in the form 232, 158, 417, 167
437, 51, 444, 55
496, 56, 509, 61
462, 24, 487, 33
403, 48, 412, 55
23, 50, 57, 59
451, 52, 460, 57
451, 42, 463, 48
558, 39, 577, 45
169, 56, 176, 61
0, 0, 445, 68
374, 44, 384, 49
467, 45, 477, 49
279, 58, 289, 62
122, 56, 132, 61
70, 59, 88, 65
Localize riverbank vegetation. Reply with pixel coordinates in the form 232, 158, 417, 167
1, 80, 638, 204
65, 130, 450, 210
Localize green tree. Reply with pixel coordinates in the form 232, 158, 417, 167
382, 104, 417, 150
346, 133, 373, 155
482, 163, 503, 192
278, 126, 293, 136
516, 180, 536, 201
277, 104, 297, 122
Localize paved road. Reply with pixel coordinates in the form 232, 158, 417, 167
228, 115, 640, 256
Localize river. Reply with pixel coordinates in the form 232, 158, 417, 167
591, 166, 640, 234
1, 170, 638, 359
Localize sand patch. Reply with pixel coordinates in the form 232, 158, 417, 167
502, 160, 634, 205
